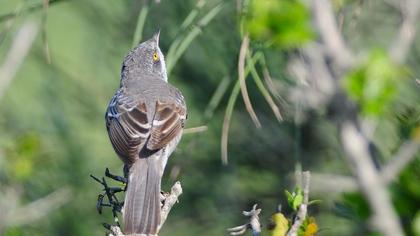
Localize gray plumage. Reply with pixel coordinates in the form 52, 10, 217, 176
105, 32, 187, 235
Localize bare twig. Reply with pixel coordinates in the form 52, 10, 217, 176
204, 76, 230, 121
262, 67, 284, 104
246, 53, 283, 122
227, 204, 261, 236
238, 34, 261, 128
1, 186, 71, 229
381, 141, 420, 184
310, 0, 354, 68
183, 125, 208, 134
288, 44, 336, 110
107, 182, 183, 236
310, 173, 358, 194
158, 181, 183, 231
107, 225, 124, 236
166, 2, 224, 74
311, 140, 419, 194
42, 0, 51, 64
341, 122, 404, 236
389, 0, 420, 63
0, 22, 38, 101
287, 171, 310, 236
132, 3, 149, 47
221, 81, 241, 165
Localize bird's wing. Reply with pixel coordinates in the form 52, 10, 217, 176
106, 90, 151, 162
146, 91, 187, 150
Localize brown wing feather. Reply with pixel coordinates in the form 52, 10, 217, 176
146, 100, 187, 150
106, 94, 151, 164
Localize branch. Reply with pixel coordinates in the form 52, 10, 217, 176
389, 0, 420, 63
0, 21, 38, 101
287, 171, 310, 236
311, 140, 419, 195
227, 204, 261, 236
380, 141, 420, 184
310, 0, 354, 68
107, 182, 183, 236
183, 125, 208, 134
310, 172, 358, 194
340, 122, 404, 236
107, 225, 124, 236
1, 186, 72, 228
158, 181, 183, 231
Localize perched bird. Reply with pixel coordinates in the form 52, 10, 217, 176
105, 31, 187, 235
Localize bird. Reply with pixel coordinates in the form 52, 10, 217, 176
105, 31, 187, 235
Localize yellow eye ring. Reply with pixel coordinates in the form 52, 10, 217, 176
153, 52, 159, 61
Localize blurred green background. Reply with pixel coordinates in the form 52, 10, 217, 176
0, 0, 419, 235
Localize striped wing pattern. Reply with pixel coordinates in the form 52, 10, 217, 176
147, 100, 187, 150
106, 89, 187, 163
106, 90, 149, 164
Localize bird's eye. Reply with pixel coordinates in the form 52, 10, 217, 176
153, 52, 159, 62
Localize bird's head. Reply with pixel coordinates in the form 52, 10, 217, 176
122, 30, 168, 82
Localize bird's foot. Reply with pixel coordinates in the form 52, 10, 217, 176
105, 167, 127, 185
90, 168, 126, 227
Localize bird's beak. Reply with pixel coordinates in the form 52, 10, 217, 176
153, 29, 160, 46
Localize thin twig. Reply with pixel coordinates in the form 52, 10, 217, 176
183, 125, 208, 134
0, 22, 38, 101
246, 53, 283, 122
2, 187, 72, 228
238, 34, 261, 128
311, 140, 419, 193
166, 2, 224, 74
309, 173, 358, 194
227, 204, 261, 236
132, 4, 149, 47
311, 0, 354, 68
221, 81, 241, 165
107, 225, 124, 236
221, 53, 263, 165
287, 171, 310, 236
380, 141, 420, 184
262, 67, 284, 106
204, 76, 230, 121
389, 0, 420, 63
41, 0, 51, 64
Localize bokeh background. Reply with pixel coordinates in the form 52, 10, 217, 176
0, 0, 419, 235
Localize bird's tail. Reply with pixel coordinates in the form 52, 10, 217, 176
123, 156, 161, 235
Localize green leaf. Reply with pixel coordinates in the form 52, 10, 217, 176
343, 49, 405, 116
295, 187, 302, 196
293, 193, 303, 210
285, 189, 293, 203
244, 0, 313, 49
308, 199, 322, 206
413, 211, 420, 236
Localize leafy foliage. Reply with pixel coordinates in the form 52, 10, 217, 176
269, 187, 319, 236
244, 0, 313, 49
344, 50, 405, 116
